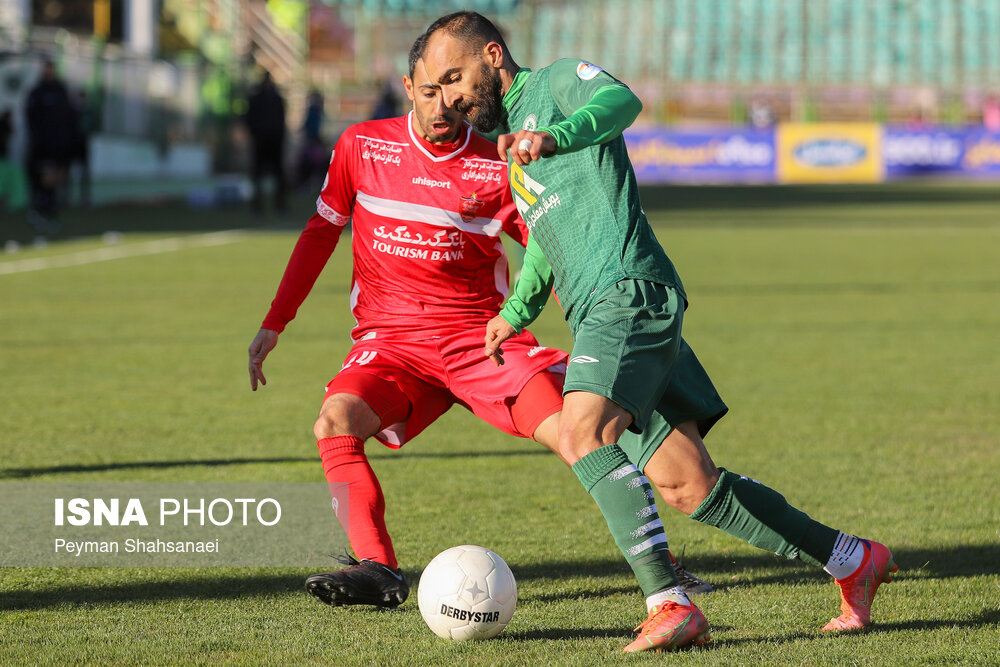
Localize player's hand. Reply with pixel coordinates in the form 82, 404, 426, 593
498, 130, 557, 166
248, 328, 279, 390
484, 315, 516, 367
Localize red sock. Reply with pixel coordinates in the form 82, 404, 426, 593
317, 436, 397, 570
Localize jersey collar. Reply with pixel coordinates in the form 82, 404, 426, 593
502, 68, 533, 112
406, 110, 472, 162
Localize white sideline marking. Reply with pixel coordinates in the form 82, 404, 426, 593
0, 231, 246, 275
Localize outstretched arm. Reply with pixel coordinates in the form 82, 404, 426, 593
250, 213, 344, 389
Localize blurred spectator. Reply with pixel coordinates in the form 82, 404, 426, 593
370, 79, 401, 120
26, 59, 77, 231
296, 89, 328, 191
906, 105, 933, 130
0, 108, 28, 214
71, 90, 95, 208
983, 95, 1000, 132
303, 89, 324, 144
244, 71, 287, 215
749, 99, 775, 128
0, 109, 10, 160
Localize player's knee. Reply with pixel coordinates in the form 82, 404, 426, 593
313, 393, 380, 440
654, 468, 719, 514
555, 422, 604, 465
657, 485, 706, 515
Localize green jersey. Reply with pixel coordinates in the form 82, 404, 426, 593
498, 59, 684, 335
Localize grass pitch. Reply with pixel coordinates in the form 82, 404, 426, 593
1, 184, 998, 665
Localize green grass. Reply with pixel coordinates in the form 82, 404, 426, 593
2, 185, 999, 665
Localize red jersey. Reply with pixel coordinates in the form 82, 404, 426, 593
262, 113, 525, 340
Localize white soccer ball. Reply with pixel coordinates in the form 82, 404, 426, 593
417, 545, 518, 641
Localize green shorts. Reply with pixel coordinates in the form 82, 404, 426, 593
564, 279, 728, 471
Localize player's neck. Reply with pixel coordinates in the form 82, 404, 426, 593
498, 60, 520, 97
411, 120, 467, 155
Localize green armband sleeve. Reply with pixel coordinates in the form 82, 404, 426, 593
499, 235, 554, 333
538, 84, 642, 154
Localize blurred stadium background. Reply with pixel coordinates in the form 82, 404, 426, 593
1, 9, 998, 661
1, 0, 999, 217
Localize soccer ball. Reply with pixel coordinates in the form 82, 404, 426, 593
417, 545, 518, 641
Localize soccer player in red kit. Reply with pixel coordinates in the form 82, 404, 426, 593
248, 36, 566, 608
249, 35, 711, 609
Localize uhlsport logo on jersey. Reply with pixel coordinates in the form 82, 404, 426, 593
459, 193, 485, 222
576, 61, 603, 80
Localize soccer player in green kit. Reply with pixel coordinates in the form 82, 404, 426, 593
422, 11, 897, 653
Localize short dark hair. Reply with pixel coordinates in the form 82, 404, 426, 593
423, 11, 508, 57
408, 32, 427, 78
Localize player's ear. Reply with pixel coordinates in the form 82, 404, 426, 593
484, 42, 504, 69
403, 75, 415, 101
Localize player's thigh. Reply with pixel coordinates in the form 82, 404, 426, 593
617, 338, 729, 471
509, 367, 565, 446
319, 369, 414, 439
565, 279, 684, 433
321, 338, 453, 446
440, 328, 567, 440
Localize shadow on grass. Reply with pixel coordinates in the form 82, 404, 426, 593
683, 543, 1000, 585
639, 183, 1000, 215
0, 571, 307, 612
514, 542, 1000, 602
692, 278, 1000, 298
369, 448, 550, 461
6, 184, 997, 246
508, 608, 1000, 647
3, 544, 998, 615
0, 449, 549, 479
506, 626, 622, 641
506, 607, 1000, 645
700, 607, 1000, 651
0, 457, 317, 479
1, 195, 315, 245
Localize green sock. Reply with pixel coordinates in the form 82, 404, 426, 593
689, 468, 838, 567
572, 444, 678, 596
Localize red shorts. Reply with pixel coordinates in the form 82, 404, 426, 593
323, 328, 567, 448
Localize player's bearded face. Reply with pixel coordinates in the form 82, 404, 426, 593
456, 62, 504, 133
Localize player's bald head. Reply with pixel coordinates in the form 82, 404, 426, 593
423, 11, 509, 58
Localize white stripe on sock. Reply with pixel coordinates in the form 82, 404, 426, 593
630, 519, 664, 539
608, 464, 639, 482
626, 475, 650, 490
636, 505, 658, 519
627, 533, 668, 557
824, 532, 865, 579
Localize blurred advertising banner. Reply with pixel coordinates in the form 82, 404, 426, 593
624, 127, 776, 184
885, 128, 1000, 178
777, 123, 883, 183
